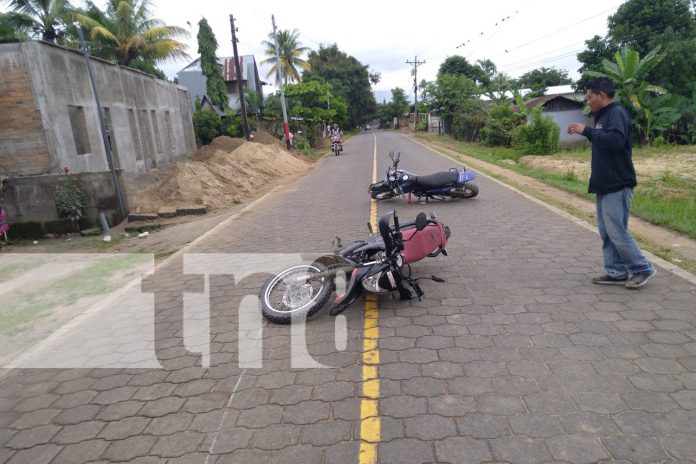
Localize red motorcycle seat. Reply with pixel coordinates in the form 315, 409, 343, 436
401, 225, 446, 263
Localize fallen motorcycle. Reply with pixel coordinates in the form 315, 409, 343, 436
368, 151, 479, 201
259, 210, 449, 323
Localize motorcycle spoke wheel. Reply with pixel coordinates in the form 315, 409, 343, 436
260, 263, 335, 324
371, 190, 394, 200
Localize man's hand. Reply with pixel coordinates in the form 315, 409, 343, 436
567, 123, 585, 135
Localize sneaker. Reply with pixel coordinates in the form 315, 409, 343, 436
592, 274, 628, 285
625, 268, 657, 289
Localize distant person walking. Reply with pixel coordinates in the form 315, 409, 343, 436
567, 77, 656, 289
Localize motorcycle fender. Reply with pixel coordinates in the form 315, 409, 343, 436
331, 268, 369, 310
329, 266, 369, 315
368, 180, 390, 193
457, 171, 476, 183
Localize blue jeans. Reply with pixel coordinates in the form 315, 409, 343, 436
596, 187, 653, 277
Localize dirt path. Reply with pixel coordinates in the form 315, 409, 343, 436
413, 135, 696, 270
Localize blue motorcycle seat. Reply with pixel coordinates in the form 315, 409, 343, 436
412, 171, 458, 190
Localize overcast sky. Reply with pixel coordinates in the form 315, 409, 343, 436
7, 0, 626, 100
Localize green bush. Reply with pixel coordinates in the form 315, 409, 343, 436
193, 109, 222, 145
480, 102, 518, 147
55, 176, 86, 232
224, 115, 257, 139
514, 107, 560, 155
292, 135, 309, 150
416, 118, 429, 132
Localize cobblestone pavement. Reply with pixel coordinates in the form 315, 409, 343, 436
1, 131, 696, 463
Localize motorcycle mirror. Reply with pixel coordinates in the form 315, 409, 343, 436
415, 212, 428, 231
388, 151, 395, 162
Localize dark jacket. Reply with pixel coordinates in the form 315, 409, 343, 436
581, 102, 637, 195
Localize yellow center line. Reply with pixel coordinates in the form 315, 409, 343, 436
359, 133, 380, 464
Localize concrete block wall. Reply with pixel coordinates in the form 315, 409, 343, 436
0, 41, 196, 179
0, 44, 52, 175
1, 171, 128, 237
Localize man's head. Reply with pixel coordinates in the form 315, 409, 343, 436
585, 77, 616, 113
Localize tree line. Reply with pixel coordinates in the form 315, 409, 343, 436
5, 0, 696, 151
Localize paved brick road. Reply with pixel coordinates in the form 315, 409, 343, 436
1, 131, 696, 463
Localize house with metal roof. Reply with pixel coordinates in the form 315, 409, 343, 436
176, 55, 266, 111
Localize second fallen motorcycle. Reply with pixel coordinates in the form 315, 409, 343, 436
369, 151, 479, 201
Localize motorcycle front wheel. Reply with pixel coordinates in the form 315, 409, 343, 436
259, 263, 335, 324
369, 183, 396, 200
370, 190, 396, 200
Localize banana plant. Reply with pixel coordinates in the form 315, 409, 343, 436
585, 45, 667, 113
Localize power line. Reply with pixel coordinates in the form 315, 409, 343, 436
491, 3, 623, 59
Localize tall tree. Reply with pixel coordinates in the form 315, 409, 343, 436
577, 0, 696, 96
303, 44, 376, 127
517, 67, 572, 88
608, 0, 696, 54
260, 28, 310, 86
0, 0, 74, 42
285, 80, 346, 145
576, 35, 617, 92
517, 66, 572, 96
75, 0, 189, 66
438, 55, 489, 87
196, 17, 227, 113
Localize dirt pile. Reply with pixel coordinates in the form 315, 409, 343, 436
129, 137, 309, 212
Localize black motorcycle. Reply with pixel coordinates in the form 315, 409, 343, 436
259, 210, 450, 323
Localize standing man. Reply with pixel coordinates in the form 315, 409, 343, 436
568, 77, 656, 289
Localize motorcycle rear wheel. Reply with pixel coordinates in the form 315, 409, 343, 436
260, 263, 335, 324
452, 182, 479, 198
462, 182, 479, 198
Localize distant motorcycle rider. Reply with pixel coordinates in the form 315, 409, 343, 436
330, 124, 343, 154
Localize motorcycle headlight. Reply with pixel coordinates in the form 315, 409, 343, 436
402, 174, 409, 181
362, 272, 382, 292
395, 254, 404, 268
388, 175, 395, 181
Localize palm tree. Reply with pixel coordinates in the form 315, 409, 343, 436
260, 28, 310, 86
0, 0, 74, 42
75, 0, 189, 66
476, 58, 497, 78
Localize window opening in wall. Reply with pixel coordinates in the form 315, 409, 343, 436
164, 111, 175, 152
138, 109, 155, 168
151, 110, 163, 154
68, 105, 92, 155
128, 108, 143, 160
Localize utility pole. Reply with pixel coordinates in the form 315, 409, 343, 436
406, 56, 425, 128
74, 23, 126, 222
271, 14, 291, 150
230, 15, 250, 141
